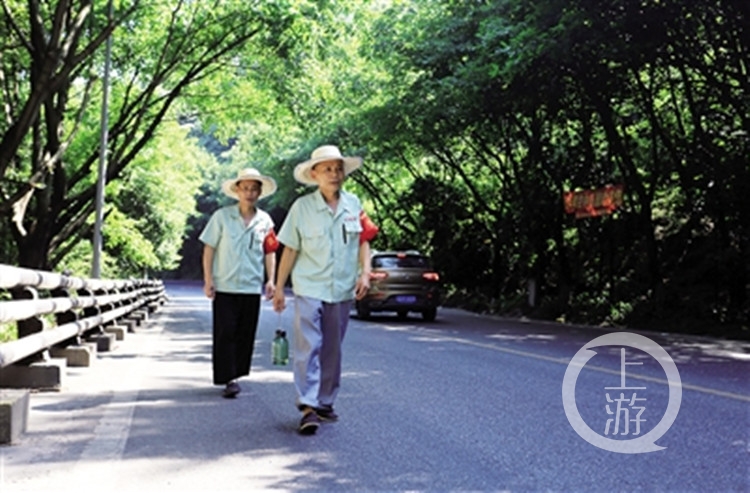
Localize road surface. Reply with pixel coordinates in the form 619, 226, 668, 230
2, 281, 748, 491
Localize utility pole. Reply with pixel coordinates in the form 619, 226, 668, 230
92, 0, 114, 278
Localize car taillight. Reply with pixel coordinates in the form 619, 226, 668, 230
370, 271, 388, 280
422, 272, 440, 281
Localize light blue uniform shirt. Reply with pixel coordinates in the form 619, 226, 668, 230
199, 205, 274, 294
277, 190, 363, 303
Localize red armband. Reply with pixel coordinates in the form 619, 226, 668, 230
359, 211, 379, 244
263, 229, 280, 254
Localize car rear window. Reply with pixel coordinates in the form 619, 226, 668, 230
372, 255, 431, 268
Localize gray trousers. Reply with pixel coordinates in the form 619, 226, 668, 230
293, 296, 352, 410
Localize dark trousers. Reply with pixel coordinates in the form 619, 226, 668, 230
212, 292, 261, 385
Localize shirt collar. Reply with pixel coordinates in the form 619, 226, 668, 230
230, 204, 262, 227
313, 190, 354, 216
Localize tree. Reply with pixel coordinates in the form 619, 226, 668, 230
0, 0, 292, 271
348, 0, 748, 330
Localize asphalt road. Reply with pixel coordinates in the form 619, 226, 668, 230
2, 281, 748, 492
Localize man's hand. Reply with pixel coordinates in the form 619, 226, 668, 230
264, 280, 276, 300
355, 272, 370, 300
203, 281, 215, 299
272, 289, 286, 312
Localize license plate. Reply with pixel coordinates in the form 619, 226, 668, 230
395, 295, 417, 304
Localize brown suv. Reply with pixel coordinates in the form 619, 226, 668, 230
355, 250, 441, 321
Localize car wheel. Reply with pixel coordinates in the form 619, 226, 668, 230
357, 303, 371, 320
422, 308, 437, 321
397, 310, 408, 320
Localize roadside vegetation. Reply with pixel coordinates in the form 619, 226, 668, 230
1, 1, 746, 339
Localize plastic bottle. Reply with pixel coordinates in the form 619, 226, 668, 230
272, 329, 289, 365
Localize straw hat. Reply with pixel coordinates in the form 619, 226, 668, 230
293, 145, 362, 186
221, 168, 277, 200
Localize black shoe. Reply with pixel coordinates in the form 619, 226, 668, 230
314, 406, 339, 422
222, 381, 240, 398
298, 408, 321, 435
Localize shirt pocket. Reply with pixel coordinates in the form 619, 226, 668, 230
247, 227, 268, 252
301, 227, 328, 253
342, 220, 362, 245
227, 228, 245, 249
247, 229, 264, 252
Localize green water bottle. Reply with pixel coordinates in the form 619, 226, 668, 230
272, 329, 289, 365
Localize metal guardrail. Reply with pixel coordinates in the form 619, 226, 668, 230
0, 264, 166, 368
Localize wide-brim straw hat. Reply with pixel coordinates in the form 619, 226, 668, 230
221, 168, 277, 200
293, 145, 362, 186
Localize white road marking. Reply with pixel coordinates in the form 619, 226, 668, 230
418, 331, 750, 403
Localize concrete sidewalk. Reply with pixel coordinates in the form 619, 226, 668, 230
1, 282, 304, 492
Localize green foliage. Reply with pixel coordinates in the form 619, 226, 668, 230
0, 322, 16, 343
0, 290, 14, 342
340, 0, 748, 335
1, 0, 293, 271
1, 0, 746, 337
56, 120, 212, 277
115, 122, 209, 269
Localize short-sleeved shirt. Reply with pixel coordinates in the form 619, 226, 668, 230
277, 190, 376, 303
199, 205, 277, 294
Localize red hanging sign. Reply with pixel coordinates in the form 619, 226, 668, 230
563, 184, 624, 219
